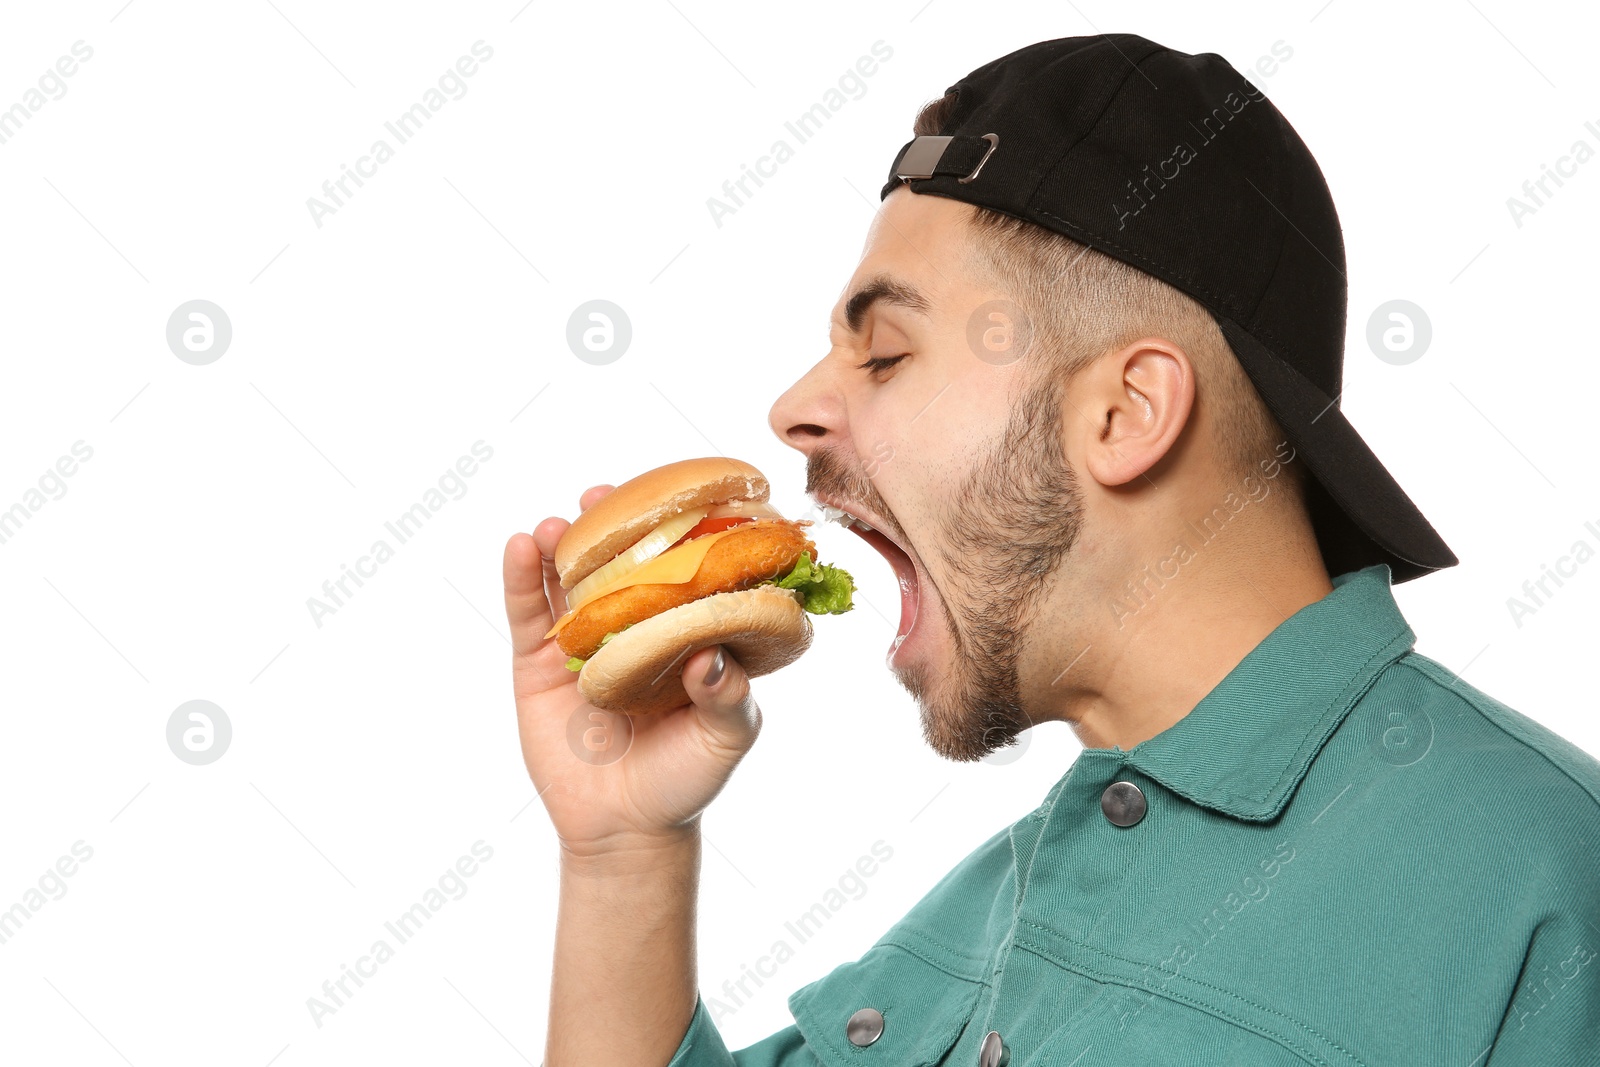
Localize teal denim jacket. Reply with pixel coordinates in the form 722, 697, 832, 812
667, 565, 1600, 1065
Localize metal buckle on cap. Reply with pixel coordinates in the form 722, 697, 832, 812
896, 135, 953, 180
895, 133, 999, 183
959, 133, 999, 183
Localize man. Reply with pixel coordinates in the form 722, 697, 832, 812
505, 35, 1600, 1065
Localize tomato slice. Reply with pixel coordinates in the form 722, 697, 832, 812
669, 515, 755, 549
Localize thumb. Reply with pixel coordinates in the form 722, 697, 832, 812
680, 645, 761, 749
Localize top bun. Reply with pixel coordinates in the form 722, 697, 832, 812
555, 456, 771, 588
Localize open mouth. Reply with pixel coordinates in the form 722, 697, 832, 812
812, 500, 922, 659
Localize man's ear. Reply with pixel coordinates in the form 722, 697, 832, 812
1078, 339, 1194, 488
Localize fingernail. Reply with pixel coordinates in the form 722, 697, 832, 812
703, 648, 726, 688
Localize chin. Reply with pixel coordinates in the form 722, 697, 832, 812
896, 618, 1032, 764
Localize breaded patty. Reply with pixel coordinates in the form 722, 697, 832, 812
557, 520, 817, 658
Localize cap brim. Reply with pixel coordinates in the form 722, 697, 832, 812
1213, 317, 1457, 583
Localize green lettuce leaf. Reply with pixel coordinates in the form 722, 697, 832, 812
564, 626, 627, 672
565, 554, 855, 674
763, 551, 856, 615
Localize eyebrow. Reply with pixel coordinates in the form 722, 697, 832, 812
832, 274, 933, 337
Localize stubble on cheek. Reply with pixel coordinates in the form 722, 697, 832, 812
906, 374, 1086, 761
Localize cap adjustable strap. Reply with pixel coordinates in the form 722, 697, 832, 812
892, 133, 999, 183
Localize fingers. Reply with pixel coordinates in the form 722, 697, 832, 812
532, 515, 566, 558
504, 484, 616, 663
533, 516, 570, 618
528, 485, 614, 564
503, 532, 554, 660
680, 645, 762, 747
580, 484, 615, 512
539, 486, 615, 617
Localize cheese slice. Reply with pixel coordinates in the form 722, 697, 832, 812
543, 524, 753, 640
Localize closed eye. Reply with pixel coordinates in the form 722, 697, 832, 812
854, 354, 908, 378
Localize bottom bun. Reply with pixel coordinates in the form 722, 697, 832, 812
577, 584, 814, 715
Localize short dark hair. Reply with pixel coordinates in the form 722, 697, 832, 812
912, 91, 1304, 503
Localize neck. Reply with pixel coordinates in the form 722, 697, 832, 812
1034, 527, 1333, 752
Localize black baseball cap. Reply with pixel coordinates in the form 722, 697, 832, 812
881, 34, 1456, 583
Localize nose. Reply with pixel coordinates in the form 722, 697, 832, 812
768, 357, 846, 458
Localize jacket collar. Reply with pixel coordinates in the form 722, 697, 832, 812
1105, 564, 1416, 822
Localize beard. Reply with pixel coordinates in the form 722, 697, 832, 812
806, 371, 1085, 762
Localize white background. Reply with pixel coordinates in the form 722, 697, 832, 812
1, 1, 1596, 1063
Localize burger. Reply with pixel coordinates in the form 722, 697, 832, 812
544, 456, 856, 715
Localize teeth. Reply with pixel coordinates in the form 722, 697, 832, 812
816, 504, 874, 533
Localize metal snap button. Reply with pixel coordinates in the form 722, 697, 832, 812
979, 1029, 1010, 1066
846, 1006, 884, 1047
1101, 780, 1147, 827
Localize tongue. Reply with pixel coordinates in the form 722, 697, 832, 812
850, 526, 919, 645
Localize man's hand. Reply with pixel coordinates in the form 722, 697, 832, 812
502, 483, 764, 861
